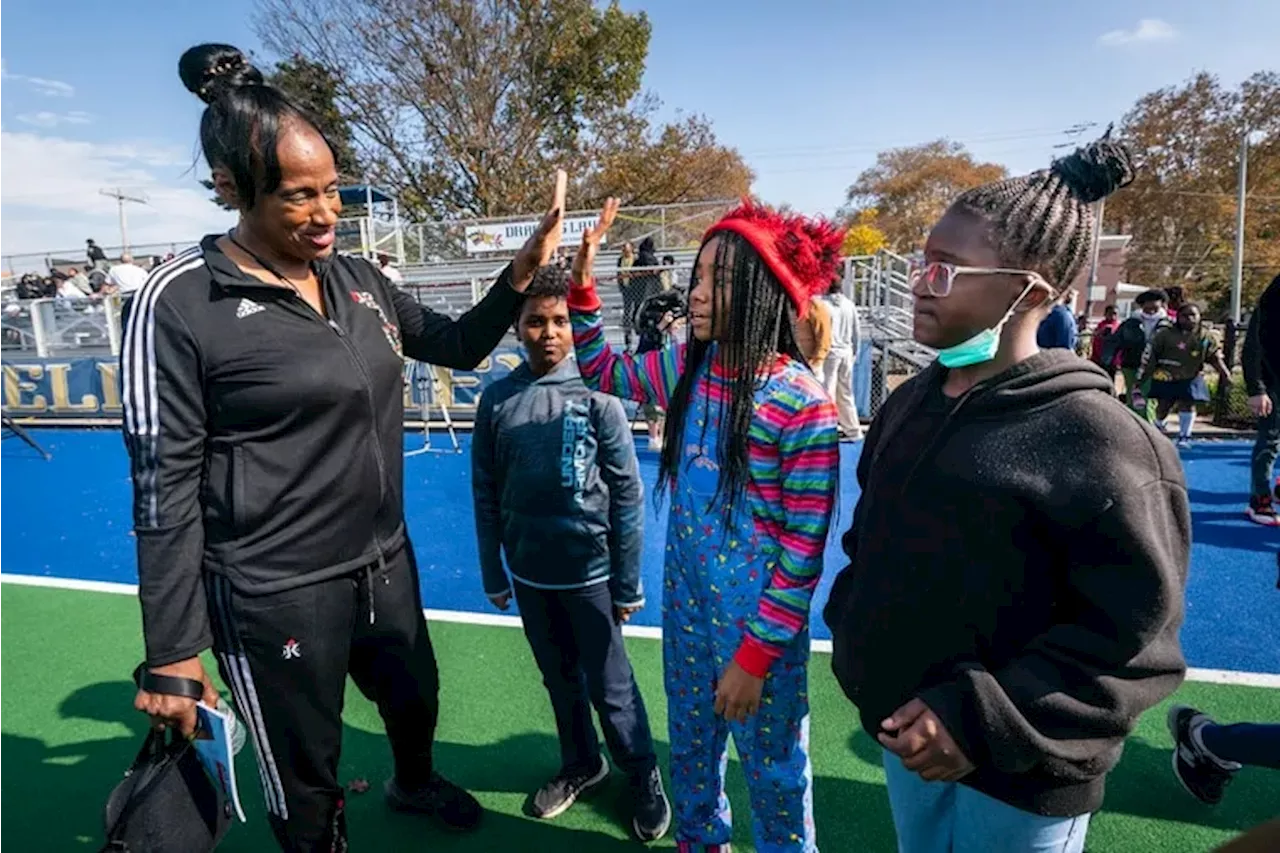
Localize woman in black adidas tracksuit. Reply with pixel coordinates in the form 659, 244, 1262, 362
124, 43, 566, 852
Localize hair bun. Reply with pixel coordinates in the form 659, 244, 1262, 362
178, 43, 264, 105
1051, 132, 1137, 204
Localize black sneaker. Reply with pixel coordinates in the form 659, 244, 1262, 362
1167, 705, 1238, 805
385, 773, 483, 831
529, 756, 609, 820
631, 766, 672, 842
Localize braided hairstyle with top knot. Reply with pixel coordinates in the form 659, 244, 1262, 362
950, 133, 1136, 289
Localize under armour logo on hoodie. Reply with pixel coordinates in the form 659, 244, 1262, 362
236, 298, 265, 319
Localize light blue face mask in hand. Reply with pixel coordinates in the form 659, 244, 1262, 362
907, 262, 1054, 368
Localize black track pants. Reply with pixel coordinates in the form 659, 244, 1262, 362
205, 544, 439, 852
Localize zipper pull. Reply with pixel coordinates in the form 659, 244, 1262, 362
329, 320, 345, 337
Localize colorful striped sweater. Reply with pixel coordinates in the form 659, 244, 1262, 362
568, 277, 839, 676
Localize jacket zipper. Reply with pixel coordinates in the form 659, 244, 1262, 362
231, 281, 393, 596
323, 317, 388, 507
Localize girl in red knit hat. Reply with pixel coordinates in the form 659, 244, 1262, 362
567, 198, 842, 852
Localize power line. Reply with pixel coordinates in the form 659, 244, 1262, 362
740, 125, 1094, 160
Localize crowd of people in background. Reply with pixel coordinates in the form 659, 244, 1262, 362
8, 239, 172, 304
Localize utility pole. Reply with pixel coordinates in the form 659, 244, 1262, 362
99, 187, 149, 255
1082, 197, 1106, 319
1229, 129, 1249, 325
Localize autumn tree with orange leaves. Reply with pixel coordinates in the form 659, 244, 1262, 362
839, 140, 1007, 253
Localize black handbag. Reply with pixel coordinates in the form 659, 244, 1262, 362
100, 668, 233, 852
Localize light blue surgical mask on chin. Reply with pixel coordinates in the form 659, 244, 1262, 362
937, 279, 1043, 369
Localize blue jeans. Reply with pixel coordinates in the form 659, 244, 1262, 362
883, 751, 1090, 853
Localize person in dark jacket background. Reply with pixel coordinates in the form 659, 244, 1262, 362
1110, 288, 1173, 420
1243, 273, 1280, 525
1035, 294, 1078, 351
472, 267, 670, 841
824, 138, 1189, 853
125, 43, 567, 852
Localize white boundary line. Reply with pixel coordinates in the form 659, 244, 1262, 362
4, 573, 1278, 689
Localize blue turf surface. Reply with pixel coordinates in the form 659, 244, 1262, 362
3, 428, 1277, 674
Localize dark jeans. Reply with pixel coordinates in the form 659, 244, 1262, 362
1201, 722, 1280, 770
514, 580, 656, 782
1252, 390, 1280, 498
206, 544, 439, 852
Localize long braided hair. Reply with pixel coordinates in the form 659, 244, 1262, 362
657, 231, 803, 517
951, 133, 1136, 288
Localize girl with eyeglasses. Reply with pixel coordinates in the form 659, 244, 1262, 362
824, 137, 1191, 853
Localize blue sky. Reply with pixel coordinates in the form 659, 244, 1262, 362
2, 0, 1277, 259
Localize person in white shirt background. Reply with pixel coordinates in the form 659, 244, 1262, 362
378, 251, 404, 283
107, 254, 149, 296
818, 276, 863, 441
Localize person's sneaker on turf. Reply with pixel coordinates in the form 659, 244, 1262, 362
631, 766, 672, 842
1167, 705, 1239, 805
1246, 494, 1280, 526
385, 773, 483, 831
529, 755, 609, 820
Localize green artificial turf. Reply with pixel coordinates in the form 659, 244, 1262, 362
2, 584, 1276, 852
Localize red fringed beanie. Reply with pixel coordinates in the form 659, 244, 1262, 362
703, 200, 846, 319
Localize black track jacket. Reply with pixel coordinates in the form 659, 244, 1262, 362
122, 236, 523, 667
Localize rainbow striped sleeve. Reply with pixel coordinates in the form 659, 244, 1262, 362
567, 276, 684, 407
737, 385, 839, 673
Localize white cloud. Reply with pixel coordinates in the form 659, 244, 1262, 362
1099, 18, 1178, 47
17, 110, 93, 128
1, 64, 76, 97
0, 130, 234, 260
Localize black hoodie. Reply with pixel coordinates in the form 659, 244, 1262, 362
824, 351, 1189, 817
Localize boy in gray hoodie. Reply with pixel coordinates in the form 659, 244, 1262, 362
471, 267, 670, 841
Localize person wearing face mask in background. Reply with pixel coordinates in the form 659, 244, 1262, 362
824, 137, 1190, 853
1114, 289, 1173, 420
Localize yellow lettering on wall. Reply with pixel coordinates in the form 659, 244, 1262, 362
1, 365, 49, 412
493, 352, 522, 371
48, 364, 99, 412
97, 363, 122, 412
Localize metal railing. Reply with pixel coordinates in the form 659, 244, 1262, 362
2, 296, 122, 357
2, 248, 939, 421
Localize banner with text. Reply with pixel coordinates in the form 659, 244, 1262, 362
2, 351, 531, 420
464, 216, 602, 255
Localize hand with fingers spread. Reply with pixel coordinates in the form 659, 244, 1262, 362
714, 660, 764, 724
511, 169, 569, 291
878, 697, 975, 782
133, 656, 221, 737
572, 197, 621, 285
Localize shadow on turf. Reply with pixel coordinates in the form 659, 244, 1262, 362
1191, 510, 1280, 554
2, 680, 895, 851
